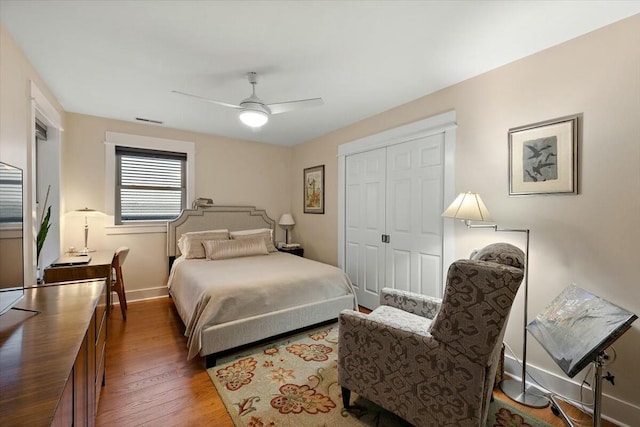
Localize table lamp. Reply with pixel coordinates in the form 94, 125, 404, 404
442, 192, 547, 408
278, 213, 295, 244
75, 207, 103, 253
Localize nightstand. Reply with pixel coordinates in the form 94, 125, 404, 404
278, 246, 304, 257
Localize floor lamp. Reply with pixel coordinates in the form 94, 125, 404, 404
442, 192, 548, 408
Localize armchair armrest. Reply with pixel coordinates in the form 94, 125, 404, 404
380, 288, 441, 319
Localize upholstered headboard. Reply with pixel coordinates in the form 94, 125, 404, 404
167, 205, 276, 260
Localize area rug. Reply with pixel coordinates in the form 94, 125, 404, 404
207, 323, 551, 427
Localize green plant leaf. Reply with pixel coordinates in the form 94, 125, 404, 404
37, 205, 51, 261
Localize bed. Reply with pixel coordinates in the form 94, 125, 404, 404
167, 205, 356, 367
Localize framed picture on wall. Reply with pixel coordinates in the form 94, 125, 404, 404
304, 165, 324, 214
508, 114, 580, 196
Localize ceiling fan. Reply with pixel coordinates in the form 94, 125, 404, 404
173, 72, 324, 128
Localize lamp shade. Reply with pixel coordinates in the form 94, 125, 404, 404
71, 207, 105, 217
76, 207, 96, 213
441, 192, 493, 222
278, 213, 295, 226
239, 110, 268, 128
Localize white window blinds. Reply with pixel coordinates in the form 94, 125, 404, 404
115, 146, 186, 223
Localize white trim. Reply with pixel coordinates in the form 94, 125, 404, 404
30, 81, 63, 285
30, 81, 63, 130
112, 285, 168, 303
338, 110, 457, 157
337, 154, 346, 271
337, 111, 457, 297
104, 132, 195, 234
504, 355, 638, 427
104, 223, 166, 235
441, 125, 456, 279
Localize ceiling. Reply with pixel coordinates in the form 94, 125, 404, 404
2, 1, 639, 147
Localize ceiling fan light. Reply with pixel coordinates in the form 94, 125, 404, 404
239, 110, 268, 128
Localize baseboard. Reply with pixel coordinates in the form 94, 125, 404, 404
112, 285, 168, 304
504, 354, 639, 426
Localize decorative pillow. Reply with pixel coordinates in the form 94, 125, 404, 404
471, 242, 525, 269
230, 228, 277, 252
178, 229, 230, 259
203, 237, 269, 260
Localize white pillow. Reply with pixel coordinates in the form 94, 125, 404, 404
203, 237, 269, 260
230, 228, 277, 252
178, 229, 229, 259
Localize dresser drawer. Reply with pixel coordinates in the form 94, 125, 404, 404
95, 318, 107, 411
95, 344, 106, 411
95, 290, 107, 341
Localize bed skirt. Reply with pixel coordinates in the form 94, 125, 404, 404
199, 294, 354, 366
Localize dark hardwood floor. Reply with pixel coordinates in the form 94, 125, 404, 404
96, 297, 614, 427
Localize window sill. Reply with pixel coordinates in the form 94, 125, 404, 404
104, 223, 166, 235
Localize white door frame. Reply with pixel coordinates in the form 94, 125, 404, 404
29, 81, 63, 285
337, 110, 457, 296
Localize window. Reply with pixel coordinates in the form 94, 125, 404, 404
115, 146, 186, 224
104, 132, 194, 233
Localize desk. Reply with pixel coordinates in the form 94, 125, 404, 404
43, 250, 114, 311
0, 280, 106, 426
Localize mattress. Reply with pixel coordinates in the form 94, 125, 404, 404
168, 251, 355, 359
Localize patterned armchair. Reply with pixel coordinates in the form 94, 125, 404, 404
338, 243, 525, 427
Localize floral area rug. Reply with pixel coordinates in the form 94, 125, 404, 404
207, 323, 552, 427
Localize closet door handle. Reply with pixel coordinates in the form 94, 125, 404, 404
381, 234, 390, 243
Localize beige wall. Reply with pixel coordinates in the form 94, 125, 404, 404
63, 113, 292, 298
0, 24, 64, 285
292, 15, 640, 419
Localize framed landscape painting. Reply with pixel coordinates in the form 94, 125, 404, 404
304, 165, 324, 214
508, 114, 580, 196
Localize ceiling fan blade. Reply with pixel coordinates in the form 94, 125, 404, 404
267, 97, 324, 115
172, 90, 242, 110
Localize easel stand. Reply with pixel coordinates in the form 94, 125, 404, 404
550, 353, 607, 427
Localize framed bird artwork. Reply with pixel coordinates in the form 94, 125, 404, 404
508, 114, 580, 196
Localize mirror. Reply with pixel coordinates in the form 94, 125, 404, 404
0, 161, 24, 315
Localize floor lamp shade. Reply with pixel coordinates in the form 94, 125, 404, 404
441, 191, 493, 222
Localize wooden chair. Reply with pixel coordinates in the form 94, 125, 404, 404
111, 247, 130, 320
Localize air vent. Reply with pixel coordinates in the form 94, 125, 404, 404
135, 117, 163, 125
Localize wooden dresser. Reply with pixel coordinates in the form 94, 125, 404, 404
0, 280, 107, 426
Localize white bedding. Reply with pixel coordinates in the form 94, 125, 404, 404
168, 252, 356, 359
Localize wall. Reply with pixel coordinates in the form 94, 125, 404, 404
0, 24, 64, 285
291, 15, 640, 423
62, 113, 292, 300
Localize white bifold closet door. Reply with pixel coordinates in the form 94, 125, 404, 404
345, 148, 387, 309
345, 132, 445, 309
